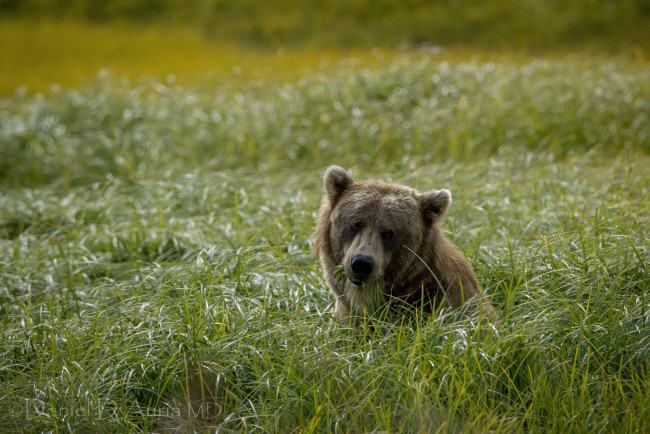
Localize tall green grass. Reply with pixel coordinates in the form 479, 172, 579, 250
2, 56, 648, 186
1, 56, 649, 432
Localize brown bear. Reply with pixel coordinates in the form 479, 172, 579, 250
315, 165, 495, 322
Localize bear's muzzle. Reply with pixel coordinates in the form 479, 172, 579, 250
349, 254, 375, 285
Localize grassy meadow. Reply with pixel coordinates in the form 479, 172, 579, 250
1, 4, 650, 432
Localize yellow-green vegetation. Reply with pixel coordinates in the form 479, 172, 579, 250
1, 19, 389, 96
2, 0, 649, 96
4, 0, 649, 51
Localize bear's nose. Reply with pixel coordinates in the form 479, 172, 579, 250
350, 255, 374, 280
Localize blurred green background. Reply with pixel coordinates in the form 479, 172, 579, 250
1, 0, 649, 95
3, 0, 649, 50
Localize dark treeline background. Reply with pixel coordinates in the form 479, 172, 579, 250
2, 0, 648, 51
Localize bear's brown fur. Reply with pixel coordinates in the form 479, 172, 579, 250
315, 165, 495, 321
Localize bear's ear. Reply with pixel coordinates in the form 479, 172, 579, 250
323, 165, 353, 202
420, 189, 452, 222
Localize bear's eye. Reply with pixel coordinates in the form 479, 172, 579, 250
350, 221, 363, 232
381, 229, 394, 240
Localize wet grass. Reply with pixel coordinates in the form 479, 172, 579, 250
1, 55, 649, 432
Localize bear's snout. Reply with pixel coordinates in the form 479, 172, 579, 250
350, 254, 374, 284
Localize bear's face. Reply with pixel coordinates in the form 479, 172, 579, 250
321, 166, 451, 288
330, 186, 422, 285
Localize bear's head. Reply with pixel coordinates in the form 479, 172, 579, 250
319, 165, 451, 287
